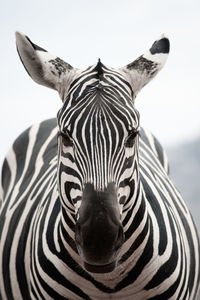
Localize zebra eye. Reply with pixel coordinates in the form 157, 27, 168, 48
58, 131, 74, 147
124, 130, 138, 148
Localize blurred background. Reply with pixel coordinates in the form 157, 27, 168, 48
0, 0, 200, 233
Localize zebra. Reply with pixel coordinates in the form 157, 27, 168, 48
0, 31, 199, 300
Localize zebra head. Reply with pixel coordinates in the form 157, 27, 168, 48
16, 32, 169, 273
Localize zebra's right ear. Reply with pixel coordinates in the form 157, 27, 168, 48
121, 35, 170, 98
15, 31, 74, 96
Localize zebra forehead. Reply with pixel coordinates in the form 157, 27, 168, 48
58, 92, 139, 133
56, 60, 139, 132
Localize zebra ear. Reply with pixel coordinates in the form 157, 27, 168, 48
15, 31, 74, 93
121, 35, 170, 97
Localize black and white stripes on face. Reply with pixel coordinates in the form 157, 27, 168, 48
15, 32, 170, 216
57, 62, 140, 215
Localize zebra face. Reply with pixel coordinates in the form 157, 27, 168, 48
57, 61, 141, 216
15, 32, 169, 273
56, 62, 143, 272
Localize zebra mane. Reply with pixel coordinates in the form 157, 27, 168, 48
96, 58, 104, 79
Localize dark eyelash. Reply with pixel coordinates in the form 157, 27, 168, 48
128, 130, 139, 139
124, 129, 139, 147
57, 131, 74, 146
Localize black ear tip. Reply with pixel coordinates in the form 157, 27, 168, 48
25, 35, 47, 52
15, 31, 47, 53
150, 36, 170, 55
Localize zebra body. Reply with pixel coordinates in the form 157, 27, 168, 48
0, 32, 199, 299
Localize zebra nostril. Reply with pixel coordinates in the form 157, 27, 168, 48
77, 223, 81, 233
75, 223, 82, 245
115, 226, 124, 251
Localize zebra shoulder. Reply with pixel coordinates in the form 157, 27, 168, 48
139, 127, 169, 174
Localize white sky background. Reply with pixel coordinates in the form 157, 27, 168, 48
0, 0, 200, 165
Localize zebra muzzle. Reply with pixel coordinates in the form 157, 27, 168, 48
75, 183, 124, 273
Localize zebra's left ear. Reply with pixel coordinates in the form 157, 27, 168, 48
121, 35, 170, 97
15, 31, 75, 99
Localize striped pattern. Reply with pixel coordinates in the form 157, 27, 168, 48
1, 33, 200, 299
0, 117, 199, 299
